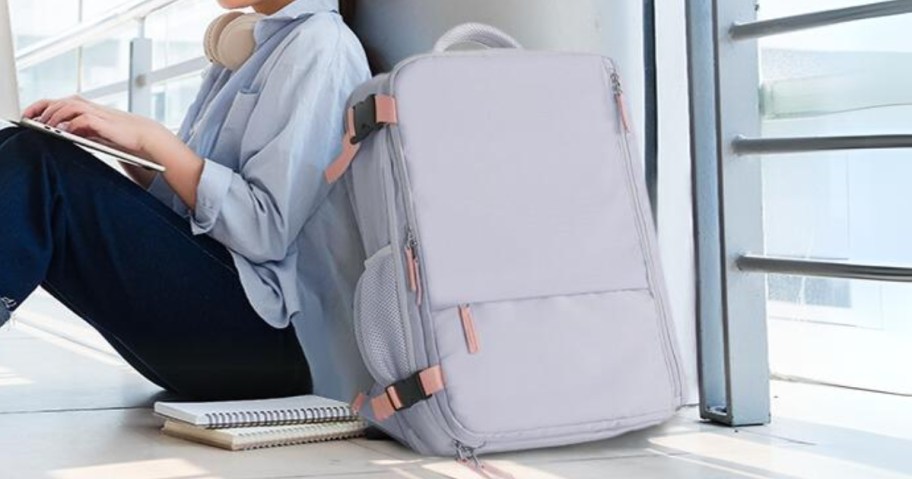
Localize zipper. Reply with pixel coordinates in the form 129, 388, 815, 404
455, 442, 515, 479
611, 71, 631, 133
377, 135, 416, 377
385, 71, 471, 450
610, 65, 684, 401
405, 228, 423, 306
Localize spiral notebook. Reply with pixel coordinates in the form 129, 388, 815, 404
154, 395, 357, 429
162, 419, 367, 451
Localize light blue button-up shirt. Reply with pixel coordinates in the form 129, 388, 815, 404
147, 0, 372, 401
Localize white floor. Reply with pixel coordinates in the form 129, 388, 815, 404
1, 292, 910, 479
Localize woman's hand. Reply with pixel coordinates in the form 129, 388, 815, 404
23, 96, 169, 157
23, 96, 206, 209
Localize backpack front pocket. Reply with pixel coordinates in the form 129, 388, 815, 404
432, 289, 677, 438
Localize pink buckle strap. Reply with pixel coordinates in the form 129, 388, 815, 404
324, 108, 358, 183
371, 366, 445, 422
374, 95, 398, 125
324, 95, 398, 184
371, 393, 397, 422
419, 366, 445, 395
351, 392, 367, 415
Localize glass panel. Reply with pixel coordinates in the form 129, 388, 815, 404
8, 0, 80, 51
81, 0, 133, 21
768, 276, 912, 395
762, 149, 912, 323
146, 0, 224, 69
759, 13, 912, 135
81, 21, 140, 91
17, 50, 79, 107
151, 74, 204, 131
93, 91, 129, 111
759, 1, 912, 395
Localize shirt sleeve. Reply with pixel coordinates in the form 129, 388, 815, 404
189, 24, 363, 264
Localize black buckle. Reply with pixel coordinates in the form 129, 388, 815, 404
351, 94, 386, 145
387, 371, 432, 412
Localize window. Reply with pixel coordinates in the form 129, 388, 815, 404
151, 75, 204, 131
82, 21, 140, 92
8, 0, 79, 50
688, 0, 912, 427
9, 0, 215, 123
81, 0, 134, 21
146, 0, 222, 70
757, 1, 912, 396
17, 51, 79, 107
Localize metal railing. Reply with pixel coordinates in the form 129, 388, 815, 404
730, 1, 912, 277
738, 255, 912, 282
730, 0, 912, 40
688, 0, 912, 428
732, 134, 912, 155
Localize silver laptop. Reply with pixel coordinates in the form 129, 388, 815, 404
0, 0, 164, 172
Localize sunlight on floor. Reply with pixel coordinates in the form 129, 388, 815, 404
15, 321, 132, 369
423, 459, 566, 479
651, 432, 910, 479
645, 447, 772, 479
49, 458, 214, 479
0, 365, 32, 386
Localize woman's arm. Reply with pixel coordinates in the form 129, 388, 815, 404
175, 25, 367, 264
24, 96, 204, 209
119, 164, 158, 189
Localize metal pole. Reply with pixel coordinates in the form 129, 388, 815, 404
643, 0, 658, 224
738, 255, 912, 282
734, 134, 912, 155
731, 0, 912, 40
128, 38, 152, 117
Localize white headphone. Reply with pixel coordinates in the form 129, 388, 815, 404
204, 11, 265, 71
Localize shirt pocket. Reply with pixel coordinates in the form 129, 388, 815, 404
213, 89, 260, 163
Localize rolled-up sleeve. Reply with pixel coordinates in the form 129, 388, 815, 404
188, 24, 357, 264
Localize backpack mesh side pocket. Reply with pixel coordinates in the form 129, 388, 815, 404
353, 245, 411, 385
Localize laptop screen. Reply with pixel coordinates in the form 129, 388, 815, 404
0, 0, 20, 120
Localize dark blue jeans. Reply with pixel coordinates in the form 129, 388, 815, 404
0, 127, 312, 400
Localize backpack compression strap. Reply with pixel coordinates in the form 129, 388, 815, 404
371, 366, 445, 422
325, 94, 399, 184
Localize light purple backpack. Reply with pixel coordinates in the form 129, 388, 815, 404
325, 23, 686, 464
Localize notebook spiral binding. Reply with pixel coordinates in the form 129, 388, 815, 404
203, 405, 355, 428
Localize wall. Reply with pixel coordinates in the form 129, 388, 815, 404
351, 0, 698, 403
655, 0, 697, 402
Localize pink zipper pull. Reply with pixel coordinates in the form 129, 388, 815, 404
405, 245, 418, 292
414, 257, 423, 307
459, 305, 480, 355
611, 71, 631, 133
617, 93, 631, 133
405, 230, 422, 306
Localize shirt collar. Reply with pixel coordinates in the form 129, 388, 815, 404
254, 0, 340, 45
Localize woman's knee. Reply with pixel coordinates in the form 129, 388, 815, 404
0, 128, 88, 177
0, 128, 57, 167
